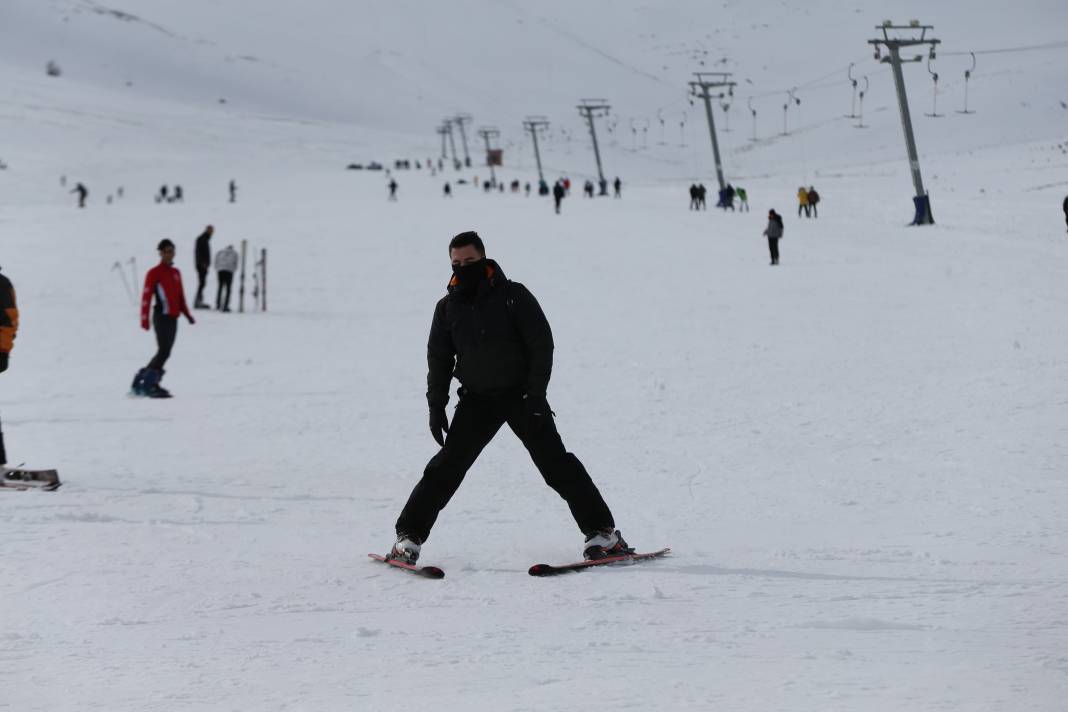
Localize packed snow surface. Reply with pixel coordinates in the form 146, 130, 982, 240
2, 1, 1067, 710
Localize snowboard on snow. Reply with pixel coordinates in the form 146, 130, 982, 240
1, 466, 62, 491
368, 553, 445, 579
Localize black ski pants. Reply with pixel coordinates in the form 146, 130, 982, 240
396, 393, 615, 543
216, 270, 233, 310
0, 414, 6, 466
147, 312, 177, 371
195, 266, 208, 305
768, 236, 780, 263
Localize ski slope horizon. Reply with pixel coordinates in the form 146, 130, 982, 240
2, 2, 1068, 711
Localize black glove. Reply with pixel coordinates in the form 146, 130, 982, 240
0, 352, 8, 373
523, 394, 553, 434
429, 406, 449, 447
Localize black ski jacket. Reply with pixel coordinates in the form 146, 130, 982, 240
195, 231, 212, 269
426, 259, 553, 407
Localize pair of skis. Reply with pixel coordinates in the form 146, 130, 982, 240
368, 548, 670, 579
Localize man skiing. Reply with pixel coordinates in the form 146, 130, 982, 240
132, 239, 195, 397
71, 182, 88, 208
193, 225, 213, 308
214, 244, 239, 312
388, 231, 629, 564
1062, 194, 1067, 232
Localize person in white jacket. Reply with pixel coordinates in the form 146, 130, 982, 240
214, 245, 239, 311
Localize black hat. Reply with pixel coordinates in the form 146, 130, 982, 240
157, 239, 175, 250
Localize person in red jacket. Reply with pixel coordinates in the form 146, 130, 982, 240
131, 239, 195, 398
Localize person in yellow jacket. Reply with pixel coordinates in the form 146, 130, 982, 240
0, 267, 19, 468
797, 186, 810, 218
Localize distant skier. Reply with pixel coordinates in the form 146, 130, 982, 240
807, 186, 820, 218
117, 186, 124, 199
158, 185, 168, 204
386, 231, 630, 565
443, 182, 452, 197
1061, 195, 1066, 231
552, 180, 565, 214
388, 179, 398, 201
763, 209, 784, 265
697, 183, 707, 210
0, 267, 18, 468
797, 187, 810, 218
174, 185, 184, 203
689, 184, 699, 210
132, 239, 195, 398
524, 182, 531, 197
214, 244, 239, 312
71, 183, 88, 208
229, 179, 237, 204
736, 186, 749, 212
583, 180, 595, 198
613, 176, 622, 198
194, 225, 213, 309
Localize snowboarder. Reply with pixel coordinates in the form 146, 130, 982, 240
613, 177, 622, 198
132, 239, 195, 397
697, 183, 707, 210
193, 225, 213, 309
443, 182, 452, 197
214, 244, 238, 312
807, 186, 820, 218
552, 180, 565, 214
229, 179, 237, 203
736, 186, 750, 212
797, 186, 810, 218
689, 184, 699, 210
763, 209, 784, 265
388, 179, 398, 201
71, 182, 88, 208
584, 180, 594, 198
0, 267, 17, 468
387, 231, 629, 565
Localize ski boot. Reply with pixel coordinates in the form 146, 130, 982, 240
583, 528, 633, 561
130, 368, 148, 396
141, 369, 172, 398
388, 533, 422, 565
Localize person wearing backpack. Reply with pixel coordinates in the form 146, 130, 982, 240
763, 209, 784, 265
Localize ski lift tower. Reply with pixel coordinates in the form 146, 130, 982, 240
577, 99, 611, 194
689, 72, 736, 192
477, 126, 500, 187
522, 116, 550, 184
453, 114, 474, 167
869, 20, 940, 225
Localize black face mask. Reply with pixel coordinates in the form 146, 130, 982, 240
452, 259, 486, 293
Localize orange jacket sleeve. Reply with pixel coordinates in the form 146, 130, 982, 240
0, 276, 18, 354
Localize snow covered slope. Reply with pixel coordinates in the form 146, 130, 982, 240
1, 2, 1067, 711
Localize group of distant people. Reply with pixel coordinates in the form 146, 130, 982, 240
62, 177, 238, 208
797, 186, 821, 217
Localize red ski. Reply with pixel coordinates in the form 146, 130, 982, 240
368, 553, 445, 579
528, 548, 671, 577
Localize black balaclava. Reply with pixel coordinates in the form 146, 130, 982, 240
452, 259, 487, 294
